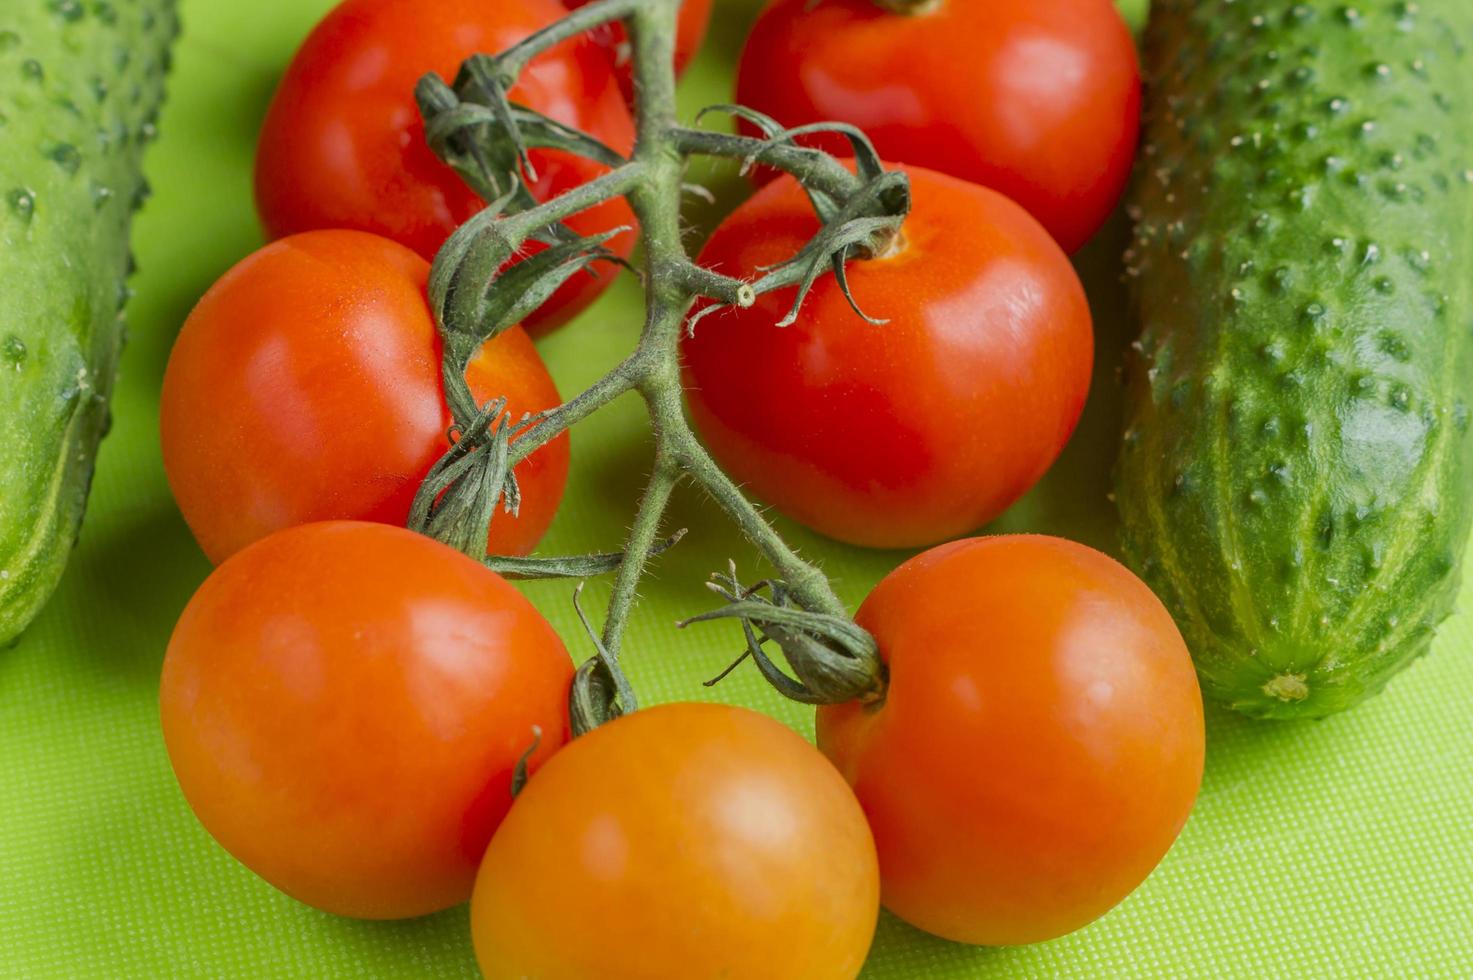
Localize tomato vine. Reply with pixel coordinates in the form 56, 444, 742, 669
409, 0, 904, 731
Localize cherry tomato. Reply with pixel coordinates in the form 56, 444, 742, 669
681, 164, 1092, 549
818, 535, 1205, 945
255, 0, 637, 334
567, 0, 714, 98
736, 0, 1141, 252
471, 702, 879, 980
160, 521, 574, 920
161, 230, 568, 565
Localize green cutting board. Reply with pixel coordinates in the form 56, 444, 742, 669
2, 1, 1470, 976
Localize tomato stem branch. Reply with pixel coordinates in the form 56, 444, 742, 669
484, 529, 685, 580
505, 162, 645, 232
493, 0, 643, 78
659, 415, 849, 621
600, 440, 682, 658
419, 0, 903, 726
509, 350, 645, 464
670, 128, 865, 200
670, 263, 756, 309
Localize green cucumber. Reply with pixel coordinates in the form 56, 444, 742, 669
1117, 0, 1473, 719
0, 1, 176, 643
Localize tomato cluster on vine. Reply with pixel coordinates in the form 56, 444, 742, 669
158, 2, 1203, 977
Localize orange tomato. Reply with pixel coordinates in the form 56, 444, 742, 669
819, 536, 1205, 945
471, 702, 880, 979
161, 230, 568, 565
160, 522, 574, 919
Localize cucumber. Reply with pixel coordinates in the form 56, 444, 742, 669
0, 1, 177, 643
1117, 0, 1473, 719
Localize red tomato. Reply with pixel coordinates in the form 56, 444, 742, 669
471, 702, 879, 979
161, 230, 568, 565
566, 0, 715, 98
736, 0, 1141, 252
818, 535, 1205, 945
681, 164, 1092, 549
160, 521, 574, 919
255, 0, 637, 334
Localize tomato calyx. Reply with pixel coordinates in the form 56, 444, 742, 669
417, 66, 628, 210
681, 107, 912, 329
408, 395, 522, 558
408, 73, 638, 561
680, 564, 888, 706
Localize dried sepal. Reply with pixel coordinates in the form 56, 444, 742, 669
680, 563, 885, 705
407, 397, 521, 561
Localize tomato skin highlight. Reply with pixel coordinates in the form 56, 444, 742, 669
736, 0, 1141, 252
681, 164, 1092, 549
818, 535, 1205, 946
160, 521, 574, 920
471, 702, 880, 980
160, 229, 568, 565
254, 0, 637, 334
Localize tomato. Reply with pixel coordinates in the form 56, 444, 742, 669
681, 164, 1092, 549
471, 702, 879, 980
255, 0, 637, 334
566, 0, 714, 98
736, 0, 1141, 252
161, 230, 568, 565
160, 521, 574, 919
818, 535, 1205, 945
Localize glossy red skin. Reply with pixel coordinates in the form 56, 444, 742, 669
161, 521, 574, 920
681, 164, 1092, 549
471, 702, 879, 979
161, 230, 569, 565
819, 535, 1205, 945
736, 0, 1141, 253
567, 0, 714, 97
255, 0, 637, 334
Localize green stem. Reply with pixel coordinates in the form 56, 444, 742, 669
658, 402, 849, 621
494, 0, 642, 77
671, 128, 865, 200
435, 162, 643, 426
587, 0, 693, 654
671, 262, 756, 309
501, 161, 645, 236
415, 0, 908, 725
484, 529, 685, 580
509, 349, 645, 465
600, 442, 682, 657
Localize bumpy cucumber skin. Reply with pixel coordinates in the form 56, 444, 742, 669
0, 1, 176, 643
1119, 0, 1473, 719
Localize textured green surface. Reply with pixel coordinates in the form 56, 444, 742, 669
0, 0, 177, 643
1118, 0, 1473, 719
0, 0, 1470, 976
